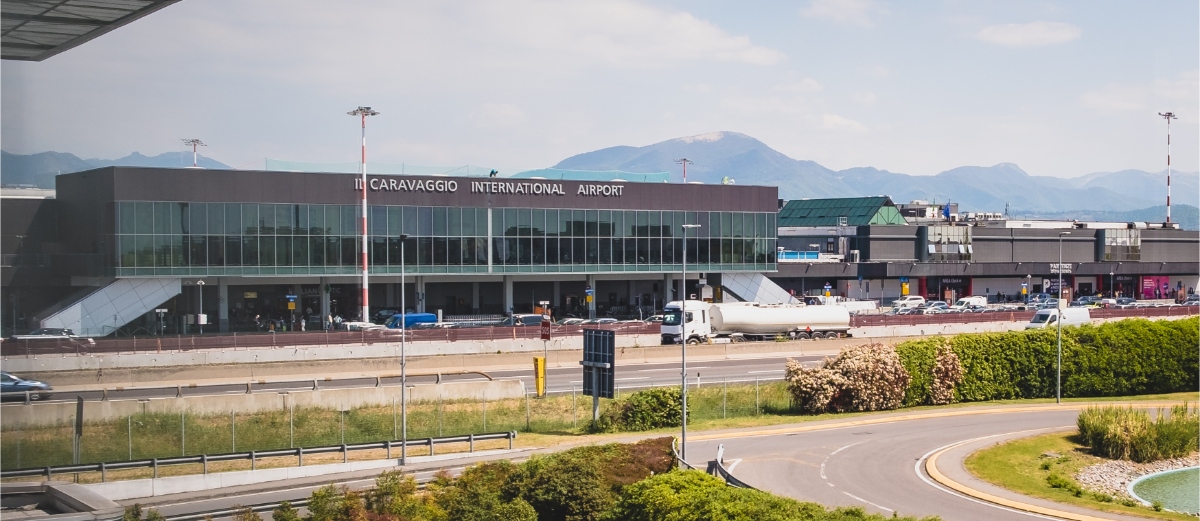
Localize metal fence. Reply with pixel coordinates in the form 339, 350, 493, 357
0, 430, 516, 482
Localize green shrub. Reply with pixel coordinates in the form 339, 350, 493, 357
590, 387, 684, 433
786, 343, 910, 414
1076, 404, 1198, 462
895, 317, 1199, 403
603, 470, 939, 521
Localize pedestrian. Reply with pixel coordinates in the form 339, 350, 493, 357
326, 313, 332, 330
300, 317, 306, 332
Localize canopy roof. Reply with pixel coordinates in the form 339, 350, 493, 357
2, 0, 179, 61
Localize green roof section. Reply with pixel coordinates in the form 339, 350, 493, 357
778, 196, 908, 227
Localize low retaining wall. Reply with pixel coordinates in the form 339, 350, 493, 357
0, 379, 526, 428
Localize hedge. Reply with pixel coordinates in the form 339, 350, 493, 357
896, 317, 1198, 404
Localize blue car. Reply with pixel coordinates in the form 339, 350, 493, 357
0, 371, 52, 400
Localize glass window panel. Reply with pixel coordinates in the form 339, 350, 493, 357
597, 237, 609, 264
636, 238, 649, 263
153, 203, 170, 235
635, 211, 648, 237
225, 237, 241, 266
418, 207, 433, 236
189, 236, 206, 266
518, 208, 531, 237
187, 203, 205, 235
585, 210, 597, 236
757, 213, 767, 238
371, 206, 387, 236
372, 237, 386, 265
448, 207, 462, 237
477, 209, 489, 238
388, 206, 402, 237
119, 202, 136, 235
433, 207, 447, 236
708, 212, 721, 238
518, 237, 531, 264
546, 238, 559, 265
721, 212, 733, 238
649, 237, 661, 263
532, 237, 545, 264
134, 202, 153, 234
461, 208, 475, 236
277, 236, 292, 266
610, 238, 622, 265
342, 206, 358, 236
404, 236, 418, 265
325, 237, 340, 266
261, 236, 277, 266
278, 205, 295, 235
310, 237, 325, 266
259, 204, 276, 235
219, 204, 235, 235
462, 237, 477, 265
532, 209, 545, 237
732, 237, 742, 263
293, 235, 308, 266
418, 237, 433, 265
242, 204, 258, 235
611, 211, 623, 238
242, 236, 259, 265
624, 238, 636, 263
135, 236, 153, 266
295, 205, 307, 236
501, 209, 516, 236
325, 206, 341, 236
120, 235, 136, 266
171, 236, 184, 267
444, 237, 456, 266
698, 238, 710, 264
722, 238, 733, 263
545, 209, 559, 236
387, 237, 401, 265
731, 213, 743, 237
309, 205, 325, 235
560, 210, 573, 237
175, 203, 188, 235
648, 211, 660, 237
210, 236, 227, 266
342, 237, 358, 266
572, 238, 585, 264
570, 210, 584, 236
153, 236, 170, 266
403, 206, 418, 236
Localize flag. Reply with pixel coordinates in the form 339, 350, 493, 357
942, 203, 951, 221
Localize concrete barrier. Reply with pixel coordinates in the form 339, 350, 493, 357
0, 379, 526, 428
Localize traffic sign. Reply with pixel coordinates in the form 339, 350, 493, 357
540, 319, 552, 341
581, 329, 614, 399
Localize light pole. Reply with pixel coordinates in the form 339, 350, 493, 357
398, 233, 409, 465
348, 106, 380, 324
1158, 112, 1176, 223
675, 158, 692, 184
181, 139, 205, 168
1109, 270, 1114, 298
1056, 231, 1070, 404
196, 280, 206, 335
679, 222, 701, 462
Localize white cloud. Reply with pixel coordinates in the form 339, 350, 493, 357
1080, 70, 1199, 112
801, 0, 885, 28
821, 113, 867, 133
976, 21, 1081, 47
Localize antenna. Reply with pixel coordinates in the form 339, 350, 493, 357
180, 139, 206, 168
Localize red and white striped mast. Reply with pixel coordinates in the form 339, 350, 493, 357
1158, 112, 1176, 223
181, 138, 205, 167
349, 106, 380, 322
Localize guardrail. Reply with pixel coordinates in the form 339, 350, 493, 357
0, 430, 517, 482
707, 443, 754, 489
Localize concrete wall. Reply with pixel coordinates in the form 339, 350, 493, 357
0, 379, 525, 428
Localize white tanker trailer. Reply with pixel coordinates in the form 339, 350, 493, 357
660, 300, 851, 344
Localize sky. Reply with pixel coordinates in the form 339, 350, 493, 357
2, 0, 1197, 178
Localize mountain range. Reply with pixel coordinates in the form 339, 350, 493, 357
0, 150, 230, 187
3, 132, 1195, 222
554, 131, 1198, 214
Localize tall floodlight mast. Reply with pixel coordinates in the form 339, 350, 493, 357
181, 139, 205, 167
348, 106, 380, 323
1158, 112, 1176, 223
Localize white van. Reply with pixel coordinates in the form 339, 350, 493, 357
891, 296, 926, 308
1024, 308, 1091, 329
950, 296, 988, 311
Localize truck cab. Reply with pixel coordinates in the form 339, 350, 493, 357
661, 300, 709, 345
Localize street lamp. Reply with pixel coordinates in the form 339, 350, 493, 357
1056, 231, 1070, 404
348, 106, 380, 324
399, 233, 409, 465
1109, 269, 1115, 299
196, 280, 206, 335
679, 222, 701, 462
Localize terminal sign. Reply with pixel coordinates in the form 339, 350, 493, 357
1050, 263, 1072, 274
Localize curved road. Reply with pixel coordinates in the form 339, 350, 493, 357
686, 407, 1148, 520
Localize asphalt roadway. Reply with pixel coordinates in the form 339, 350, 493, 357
12, 352, 836, 404
687, 406, 1156, 521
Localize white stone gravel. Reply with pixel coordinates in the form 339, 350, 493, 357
1074, 452, 1199, 500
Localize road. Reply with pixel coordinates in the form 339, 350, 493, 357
6, 352, 831, 404
686, 408, 1150, 521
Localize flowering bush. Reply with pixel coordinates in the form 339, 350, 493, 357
786, 343, 910, 414
928, 344, 963, 405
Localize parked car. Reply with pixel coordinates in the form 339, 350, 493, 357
1113, 297, 1138, 308
921, 301, 950, 313
1070, 296, 1102, 307
1183, 294, 1200, 306
498, 314, 549, 327
9, 328, 94, 343
0, 371, 52, 400
643, 315, 665, 324
556, 318, 585, 326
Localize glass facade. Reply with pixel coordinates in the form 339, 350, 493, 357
114, 202, 777, 276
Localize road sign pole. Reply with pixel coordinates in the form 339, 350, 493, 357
591, 367, 600, 421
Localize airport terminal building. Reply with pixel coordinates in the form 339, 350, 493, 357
2, 167, 780, 334
2, 168, 1197, 337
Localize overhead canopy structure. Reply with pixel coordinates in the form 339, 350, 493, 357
2, 0, 179, 61
778, 196, 908, 227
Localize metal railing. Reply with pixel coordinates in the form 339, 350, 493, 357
707, 444, 754, 489
0, 430, 517, 482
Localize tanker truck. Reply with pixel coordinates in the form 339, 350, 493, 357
660, 300, 851, 344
